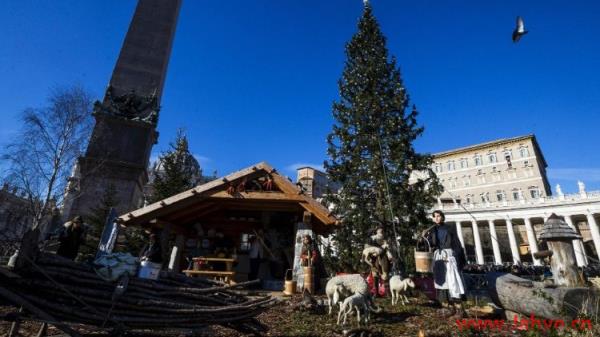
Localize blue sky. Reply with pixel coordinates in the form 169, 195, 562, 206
1, 0, 599, 193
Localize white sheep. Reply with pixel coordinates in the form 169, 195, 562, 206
325, 274, 369, 315
389, 275, 415, 306
337, 293, 369, 326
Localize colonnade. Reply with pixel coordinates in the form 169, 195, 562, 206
447, 212, 599, 267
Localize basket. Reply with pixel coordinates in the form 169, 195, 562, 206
414, 236, 433, 273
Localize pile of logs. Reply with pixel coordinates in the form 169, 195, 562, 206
0, 253, 278, 336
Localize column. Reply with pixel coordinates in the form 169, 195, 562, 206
564, 215, 588, 266
471, 220, 484, 264
455, 221, 465, 250
505, 216, 521, 264
455, 221, 467, 261
586, 212, 600, 262
524, 217, 541, 266
488, 220, 502, 265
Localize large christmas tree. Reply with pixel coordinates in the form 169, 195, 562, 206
324, 2, 442, 273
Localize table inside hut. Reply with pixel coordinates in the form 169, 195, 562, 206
183, 257, 237, 284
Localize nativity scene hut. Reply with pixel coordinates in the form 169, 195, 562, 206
117, 162, 339, 288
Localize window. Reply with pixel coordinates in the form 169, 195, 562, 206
447, 160, 455, 171
505, 150, 513, 168
450, 178, 457, 188
496, 190, 504, 202
463, 175, 470, 187
480, 193, 486, 203
519, 146, 530, 158
240, 233, 251, 252
478, 173, 486, 184
488, 152, 497, 163
492, 166, 497, 173
512, 189, 520, 201
466, 195, 472, 204
460, 158, 468, 169
529, 187, 540, 199
434, 163, 442, 173
523, 160, 529, 167
474, 155, 482, 166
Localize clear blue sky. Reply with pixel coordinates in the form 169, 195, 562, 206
1, 0, 599, 193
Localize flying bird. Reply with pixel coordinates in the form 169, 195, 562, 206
512, 16, 528, 43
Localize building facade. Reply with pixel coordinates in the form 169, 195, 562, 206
432, 135, 551, 206
439, 188, 600, 267
429, 135, 599, 267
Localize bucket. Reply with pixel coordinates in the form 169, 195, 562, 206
138, 260, 162, 280
283, 269, 296, 295
414, 236, 433, 273
303, 266, 314, 294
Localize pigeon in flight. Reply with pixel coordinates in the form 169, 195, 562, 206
512, 16, 528, 43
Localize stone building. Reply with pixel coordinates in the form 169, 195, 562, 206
296, 166, 340, 199
432, 135, 551, 206
0, 184, 32, 246
426, 134, 600, 268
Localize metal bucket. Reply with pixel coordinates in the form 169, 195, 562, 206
414, 237, 433, 273
138, 261, 162, 280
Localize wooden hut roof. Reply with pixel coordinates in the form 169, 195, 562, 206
117, 161, 339, 231
538, 213, 581, 240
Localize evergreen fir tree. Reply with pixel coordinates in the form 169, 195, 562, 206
149, 130, 202, 203
80, 183, 119, 258
324, 2, 443, 273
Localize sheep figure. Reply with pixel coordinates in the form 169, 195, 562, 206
337, 293, 369, 326
389, 275, 415, 306
325, 274, 369, 315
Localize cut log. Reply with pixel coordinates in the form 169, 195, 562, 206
0, 285, 82, 337
487, 273, 599, 320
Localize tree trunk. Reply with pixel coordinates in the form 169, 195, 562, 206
487, 273, 599, 320
14, 227, 41, 270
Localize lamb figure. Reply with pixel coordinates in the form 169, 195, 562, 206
337, 293, 369, 326
325, 274, 370, 315
389, 275, 415, 306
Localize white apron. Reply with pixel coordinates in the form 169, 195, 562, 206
433, 248, 465, 299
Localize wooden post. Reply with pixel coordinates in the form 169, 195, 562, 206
547, 240, 585, 287
160, 223, 172, 270
8, 306, 23, 337
169, 234, 185, 272
538, 214, 586, 287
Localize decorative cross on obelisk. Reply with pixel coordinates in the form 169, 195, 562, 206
62, 0, 182, 221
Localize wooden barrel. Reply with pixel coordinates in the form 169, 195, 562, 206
415, 236, 433, 273
303, 266, 314, 294
414, 249, 433, 273
283, 269, 296, 295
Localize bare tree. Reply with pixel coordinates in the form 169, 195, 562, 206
2, 85, 93, 236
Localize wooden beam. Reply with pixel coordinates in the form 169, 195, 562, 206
220, 201, 303, 212
119, 163, 272, 226
270, 173, 338, 226
164, 201, 218, 223
167, 205, 222, 225
210, 190, 305, 202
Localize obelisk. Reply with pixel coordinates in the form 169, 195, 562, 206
62, 0, 182, 220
